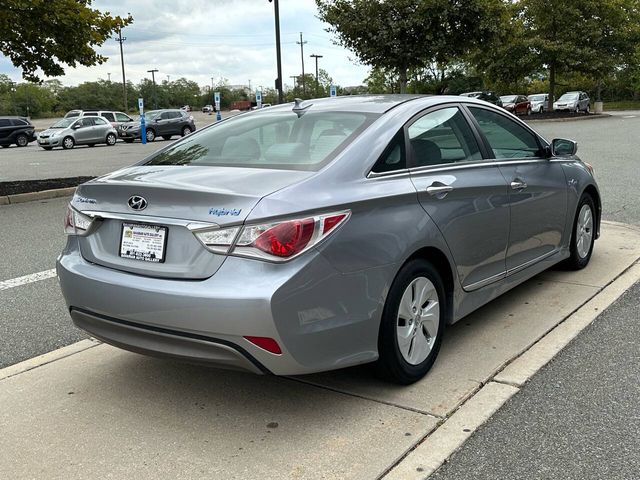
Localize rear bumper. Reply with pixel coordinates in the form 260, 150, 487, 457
70, 307, 267, 374
57, 237, 388, 375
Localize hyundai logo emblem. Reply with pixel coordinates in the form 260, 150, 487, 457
128, 195, 148, 211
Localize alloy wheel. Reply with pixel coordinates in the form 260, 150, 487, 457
396, 277, 440, 365
16, 135, 28, 147
576, 204, 593, 259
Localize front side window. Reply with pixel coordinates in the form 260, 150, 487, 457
146, 111, 376, 171
408, 107, 481, 167
468, 107, 541, 159
79, 118, 94, 127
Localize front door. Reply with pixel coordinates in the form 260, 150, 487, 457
74, 118, 96, 144
408, 105, 510, 291
466, 105, 567, 272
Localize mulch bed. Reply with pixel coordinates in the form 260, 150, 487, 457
525, 111, 599, 121
0, 176, 96, 196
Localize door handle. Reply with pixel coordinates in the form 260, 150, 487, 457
426, 184, 453, 196
510, 179, 527, 190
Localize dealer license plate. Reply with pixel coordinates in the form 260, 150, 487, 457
119, 223, 168, 263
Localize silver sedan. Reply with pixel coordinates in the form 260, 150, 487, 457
57, 95, 601, 384
38, 116, 118, 150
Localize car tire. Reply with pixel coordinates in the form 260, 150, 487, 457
563, 193, 596, 270
1, 145, 9, 148
527, 107, 532, 115
123, 139, 134, 144
62, 136, 75, 150
375, 259, 447, 384
42, 147, 53, 150
16, 134, 28, 147
575, 106, 580, 114
162, 135, 172, 140
181, 126, 192, 137
88, 144, 95, 148
586, 104, 590, 114
146, 129, 156, 142
106, 133, 117, 146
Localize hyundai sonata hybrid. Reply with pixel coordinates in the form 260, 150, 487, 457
57, 95, 601, 384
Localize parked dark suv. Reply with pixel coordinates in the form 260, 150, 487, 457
0, 116, 37, 148
460, 91, 503, 107
118, 109, 196, 143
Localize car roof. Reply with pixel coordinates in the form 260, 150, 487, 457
263, 94, 427, 114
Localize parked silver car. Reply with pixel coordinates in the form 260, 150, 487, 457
528, 93, 549, 113
38, 116, 118, 150
57, 95, 601, 384
553, 91, 590, 113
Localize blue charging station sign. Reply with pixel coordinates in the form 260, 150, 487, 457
138, 97, 147, 144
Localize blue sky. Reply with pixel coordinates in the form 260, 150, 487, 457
1, 0, 370, 89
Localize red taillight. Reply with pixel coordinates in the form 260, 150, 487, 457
323, 213, 347, 234
253, 218, 315, 258
244, 336, 282, 354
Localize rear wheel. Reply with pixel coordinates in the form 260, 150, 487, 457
563, 194, 596, 270
1, 145, 9, 148
181, 126, 192, 137
106, 133, 117, 146
376, 259, 447, 384
586, 104, 591, 114
145, 129, 156, 142
62, 136, 75, 149
527, 107, 532, 115
16, 134, 28, 147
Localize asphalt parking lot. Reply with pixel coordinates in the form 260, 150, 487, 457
1, 112, 639, 478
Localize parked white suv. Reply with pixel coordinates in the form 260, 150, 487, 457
63, 110, 134, 128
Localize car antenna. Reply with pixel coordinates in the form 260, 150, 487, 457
292, 98, 312, 118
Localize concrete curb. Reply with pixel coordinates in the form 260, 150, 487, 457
527, 113, 611, 123
0, 338, 100, 382
383, 256, 640, 479
0, 186, 76, 206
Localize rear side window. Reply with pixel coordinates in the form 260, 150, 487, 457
468, 107, 541, 159
408, 107, 481, 167
116, 113, 131, 122
11, 119, 29, 126
0, 119, 12, 127
147, 111, 376, 171
101, 112, 115, 122
84, 112, 98, 116
371, 131, 406, 173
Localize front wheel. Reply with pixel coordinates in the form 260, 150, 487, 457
62, 136, 75, 150
106, 133, 117, 146
375, 259, 447, 384
16, 134, 28, 147
563, 194, 596, 270
527, 107, 532, 115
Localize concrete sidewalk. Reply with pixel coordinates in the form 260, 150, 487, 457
1, 222, 640, 480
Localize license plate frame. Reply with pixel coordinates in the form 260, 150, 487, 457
119, 222, 168, 263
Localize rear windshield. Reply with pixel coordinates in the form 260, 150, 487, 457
529, 95, 545, 101
146, 110, 377, 171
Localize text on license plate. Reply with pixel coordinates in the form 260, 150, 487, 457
119, 223, 168, 263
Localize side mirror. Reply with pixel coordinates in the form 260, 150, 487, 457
72, 124, 81, 130
551, 138, 578, 157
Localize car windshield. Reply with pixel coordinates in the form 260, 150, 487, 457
559, 93, 579, 101
529, 95, 546, 101
500, 95, 518, 103
146, 110, 377, 171
51, 118, 75, 129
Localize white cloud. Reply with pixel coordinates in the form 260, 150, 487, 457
1, 0, 370, 90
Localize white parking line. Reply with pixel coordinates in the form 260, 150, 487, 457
0, 269, 57, 291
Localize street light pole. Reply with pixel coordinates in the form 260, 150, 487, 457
297, 32, 307, 95
107, 72, 111, 82
147, 69, 159, 109
310, 54, 323, 96
116, 28, 127, 111
9, 81, 16, 115
269, 0, 284, 104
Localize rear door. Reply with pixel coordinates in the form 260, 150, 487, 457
92, 117, 109, 142
466, 105, 567, 272
0, 119, 12, 143
408, 105, 510, 291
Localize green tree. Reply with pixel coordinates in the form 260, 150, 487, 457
316, 0, 505, 93
1, 1, 132, 81
516, 0, 640, 109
